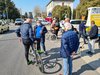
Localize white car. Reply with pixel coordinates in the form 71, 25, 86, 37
70, 20, 86, 31
15, 18, 24, 25
0, 20, 9, 33
41, 20, 51, 25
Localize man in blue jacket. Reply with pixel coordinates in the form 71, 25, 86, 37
60, 22, 79, 75
15, 18, 34, 65
34, 20, 48, 55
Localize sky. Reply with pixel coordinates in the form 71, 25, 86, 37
11, 0, 80, 15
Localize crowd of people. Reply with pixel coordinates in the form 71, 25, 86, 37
15, 17, 99, 75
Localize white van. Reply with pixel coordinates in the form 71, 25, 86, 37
86, 7, 100, 34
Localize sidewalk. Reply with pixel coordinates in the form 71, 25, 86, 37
45, 25, 100, 74
79, 39, 100, 74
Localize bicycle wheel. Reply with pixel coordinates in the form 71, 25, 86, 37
29, 49, 36, 63
50, 34, 57, 41
39, 60, 44, 73
36, 54, 44, 73
45, 34, 50, 40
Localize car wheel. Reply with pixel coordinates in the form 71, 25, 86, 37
1, 29, 3, 34
7, 27, 9, 31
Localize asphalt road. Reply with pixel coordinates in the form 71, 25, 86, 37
0, 23, 99, 75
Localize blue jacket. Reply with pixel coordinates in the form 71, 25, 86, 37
60, 30, 79, 58
79, 22, 86, 32
34, 24, 47, 40
15, 23, 34, 42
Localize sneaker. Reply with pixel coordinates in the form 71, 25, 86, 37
86, 51, 91, 54
86, 51, 94, 56
89, 52, 94, 56
27, 60, 33, 65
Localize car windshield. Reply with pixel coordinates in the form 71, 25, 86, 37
71, 21, 81, 25
82, 20, 86, 24
15, 19, 22, 21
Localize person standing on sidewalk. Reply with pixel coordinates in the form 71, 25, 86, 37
15, 18, 34, 65
87, 21, 98, 55
33, 20, 48, 55
79, 21, 87, 44
60, 22, 79, 75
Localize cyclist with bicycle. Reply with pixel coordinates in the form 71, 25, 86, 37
33, 20, 48, 55
51, 18, 60, 37
15, 18, 34, 65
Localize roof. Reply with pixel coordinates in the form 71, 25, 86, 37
46, 0, 72, 7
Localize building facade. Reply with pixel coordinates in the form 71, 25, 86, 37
46, 0, 73, 17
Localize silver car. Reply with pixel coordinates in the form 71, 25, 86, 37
15, 18, 23, 25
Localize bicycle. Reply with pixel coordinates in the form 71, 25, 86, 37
45, 30, 57, 41
29, 40, 45, 73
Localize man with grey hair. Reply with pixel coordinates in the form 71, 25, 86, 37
60, 22, 79, 75
87, 20, 98, 55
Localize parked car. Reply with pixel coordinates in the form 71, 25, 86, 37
41, 20, 51, 25
15, 18, 24, 25
70, 19, 86, 31
0, 20, 9, 33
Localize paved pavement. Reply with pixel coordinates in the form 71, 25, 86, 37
0, 24, 99, 75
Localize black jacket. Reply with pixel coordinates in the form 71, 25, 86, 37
89, 25, 98, 39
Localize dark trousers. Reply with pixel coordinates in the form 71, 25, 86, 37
34, 38, 41, 50
79, 31, 87, 44
35, 38, 46, 52
22, 39, 32, 63
98, 37, 100, 48
54, 29, 59, 36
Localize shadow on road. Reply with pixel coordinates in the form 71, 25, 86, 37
42, 47, 62, 74
73, 59, 100, 75
4, 30, 15, 34
81, 48, 100, 57
0, 30, 15, 35
72, 48, 100, 75
44, 47, 100, 74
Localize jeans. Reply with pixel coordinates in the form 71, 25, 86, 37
35, 38, 46, 52
88, 39, 96, 53
63, 57, 72, 75
22, 39, 32, 63
40, 41, 46, 51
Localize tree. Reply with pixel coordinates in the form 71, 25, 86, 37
0, 0, 20, 19
34, 6, 41, 17
73, 9, 76, 19
52, 5, 71, 20
75, 0, 100, 19
52, 5, 62, 20
41, 11, 47, 18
